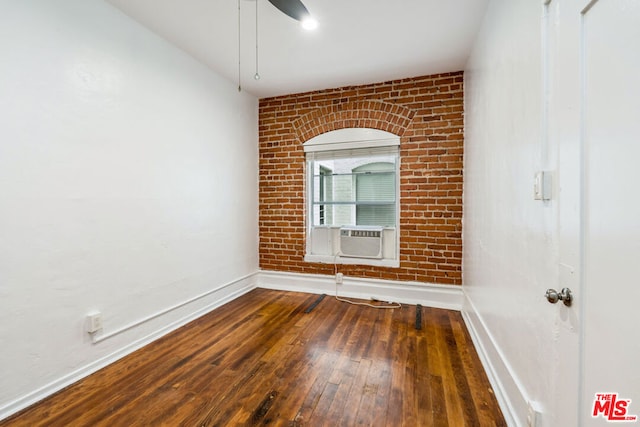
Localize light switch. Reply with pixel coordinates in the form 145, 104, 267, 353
534, 171, 552, 201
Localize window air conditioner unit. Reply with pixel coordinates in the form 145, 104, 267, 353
339, 226, 383, 259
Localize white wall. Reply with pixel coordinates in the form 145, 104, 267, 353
463, 0, 567, 425
0, 0, 258, 418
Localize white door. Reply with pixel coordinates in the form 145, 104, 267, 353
581, 0, 640, 425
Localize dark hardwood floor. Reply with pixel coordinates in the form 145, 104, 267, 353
1, 288, 506, 426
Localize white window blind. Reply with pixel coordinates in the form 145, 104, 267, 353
354, 162, 396, 226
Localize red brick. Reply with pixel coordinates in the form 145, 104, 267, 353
259, 72, 464, 285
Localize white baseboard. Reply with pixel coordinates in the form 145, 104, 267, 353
256, 270, 463, 310
461, 293, 528, 427
0, 273, 258, 422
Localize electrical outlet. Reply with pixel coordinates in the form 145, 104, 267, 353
527, 401, 541, 427
87, 312, 102, 334
335, 272, 343, 285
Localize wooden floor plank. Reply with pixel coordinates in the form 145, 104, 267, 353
354, 358, 388, 426
288, 350, 341, 425
322, 359, 359, 427
415, 334, 434, 427
369, 358, 394, 426
448, 311, 505, 427
434, 309, 468, 426
1, 288, 506, 426
338, 357, 372, 426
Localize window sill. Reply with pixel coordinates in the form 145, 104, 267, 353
304, 254, 400, 268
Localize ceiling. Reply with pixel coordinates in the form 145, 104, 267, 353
106, 0, 489, 98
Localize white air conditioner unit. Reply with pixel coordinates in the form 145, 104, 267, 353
339, 226, 383, 259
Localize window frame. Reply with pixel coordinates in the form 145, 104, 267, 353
303, 128, 401, 267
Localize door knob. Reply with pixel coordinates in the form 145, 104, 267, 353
545, 287, 573, 306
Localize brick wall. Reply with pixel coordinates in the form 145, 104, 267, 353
259, 72, 464, 285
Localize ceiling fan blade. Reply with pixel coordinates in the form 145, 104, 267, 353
267, 0, 310, 22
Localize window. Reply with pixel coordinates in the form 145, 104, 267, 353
304, 128, 400, 267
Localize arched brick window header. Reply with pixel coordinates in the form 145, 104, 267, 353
293, 100, 416, 144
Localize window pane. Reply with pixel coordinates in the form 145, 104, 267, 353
319, 166, 331, 225
354, 162, 395, 226
312, 173, 354, 203
309, 149, 397, 228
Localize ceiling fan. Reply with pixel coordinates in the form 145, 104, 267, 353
266, 0, 318, 29
242, 0, 318, 28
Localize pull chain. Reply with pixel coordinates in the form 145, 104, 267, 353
254, 0, 260, 80
237, 0, 242, 91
